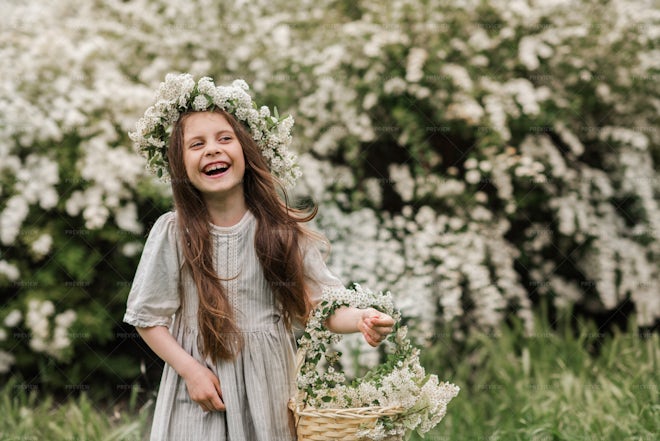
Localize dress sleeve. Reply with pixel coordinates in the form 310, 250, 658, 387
302, 238, 344, 306
123, 212, 181, 328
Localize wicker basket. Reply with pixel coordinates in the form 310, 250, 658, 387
288, 285, 459, 440
288, 349, 404, 441
288, 397, 402, 441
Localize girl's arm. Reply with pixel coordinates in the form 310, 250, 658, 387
325, 306, 394, 347
136, 326, 225, 412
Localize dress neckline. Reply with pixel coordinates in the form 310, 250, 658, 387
209, 209, 254, 236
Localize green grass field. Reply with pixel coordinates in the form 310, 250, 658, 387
0, 378, 149, 441
414, 313, 659, 441
1, 312, 657, 441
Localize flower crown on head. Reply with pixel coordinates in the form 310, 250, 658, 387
129, 73, 301, 188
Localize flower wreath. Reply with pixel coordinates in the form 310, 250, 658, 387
295, 284, 460, 440
129, 73, 302, 188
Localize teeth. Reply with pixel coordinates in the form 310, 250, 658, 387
204, 163, 229, 174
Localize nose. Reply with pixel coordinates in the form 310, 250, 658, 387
204, 142, 223, 156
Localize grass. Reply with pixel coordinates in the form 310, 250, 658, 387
0, 380, 151, 441
1, 312, 657, 441
414, 312, 659, 441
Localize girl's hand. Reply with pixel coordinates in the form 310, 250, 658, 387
181, 362, 225, 412
358, 307, 395, 347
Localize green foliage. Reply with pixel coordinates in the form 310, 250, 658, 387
0, 378, 151, 441
415, 312, 659, 440
1, 313, 655, 440
1, 195, 170, 396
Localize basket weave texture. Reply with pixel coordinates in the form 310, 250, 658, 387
289, 397, 402, 441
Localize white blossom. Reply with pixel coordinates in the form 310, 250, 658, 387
0, 260, 20, 281
0, 196, 29, 245
0, 350, 15, 374
4, 310, 23, 327
0, 0, 658, 375
31, 233, 53, 258
405, 48, 428, 83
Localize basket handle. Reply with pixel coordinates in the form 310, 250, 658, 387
289, 346, 308, 415
294, 346, 306, 374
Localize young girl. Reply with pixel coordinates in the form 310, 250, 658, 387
123, 75, 394, 441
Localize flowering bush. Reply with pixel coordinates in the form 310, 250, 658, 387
295, 285, 459, 440
293, 0, 660, 339
0, 0, 657, 392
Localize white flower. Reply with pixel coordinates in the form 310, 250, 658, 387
121, 241, 143, 257
464, 158, 478, 169
51, 326, 71, 352
4, 310, 22, 327
83, 204, 110, 230
31, 233, 53, 258
29, 337, 47, 353
0, 260, 20, 281
191, 95, 210, 111
39, 188, 59, 210
518, 36, 553, 70
114, 202, 142, 234
0, 196, 29, 245
54, 309, 76, 328
465, 169, 482, 185
197, 76, 216, 95
40, 300, 55, 317
405, 47, 427, 83
441, 64, 473, 91
383, 77, 407, 94
389, 164, 414, 201
0, 350, 15, 374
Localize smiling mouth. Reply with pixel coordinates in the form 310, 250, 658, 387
203, 163, 230, 176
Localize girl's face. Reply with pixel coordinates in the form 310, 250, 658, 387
182, 112, 246, 199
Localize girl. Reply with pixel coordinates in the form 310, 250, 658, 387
123, 75, 394, 441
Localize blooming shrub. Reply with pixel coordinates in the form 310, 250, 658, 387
0, 0, 657, 391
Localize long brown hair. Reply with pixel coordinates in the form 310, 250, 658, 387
167, 108, 317, 361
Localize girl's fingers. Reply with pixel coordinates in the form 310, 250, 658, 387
208, 379, 225, 411
366, 318, 393, 335
359, 322, 376, 345
210, 395, 226, 411
370, 316, 395, 327
360, 310, 395, 346
188, 369, 225, 412
199, 395, 225, 412
364, 326, 382, 345
212, 375, 223, 400
371, 323, 393, 332
365, 334, 378, 347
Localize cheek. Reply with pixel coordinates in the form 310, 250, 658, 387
233, 145, 247, 173
182, 151, 198, 176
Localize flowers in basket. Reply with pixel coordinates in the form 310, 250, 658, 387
295, 284, 460, 440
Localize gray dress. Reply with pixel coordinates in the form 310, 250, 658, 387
123, 210, 342, 441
